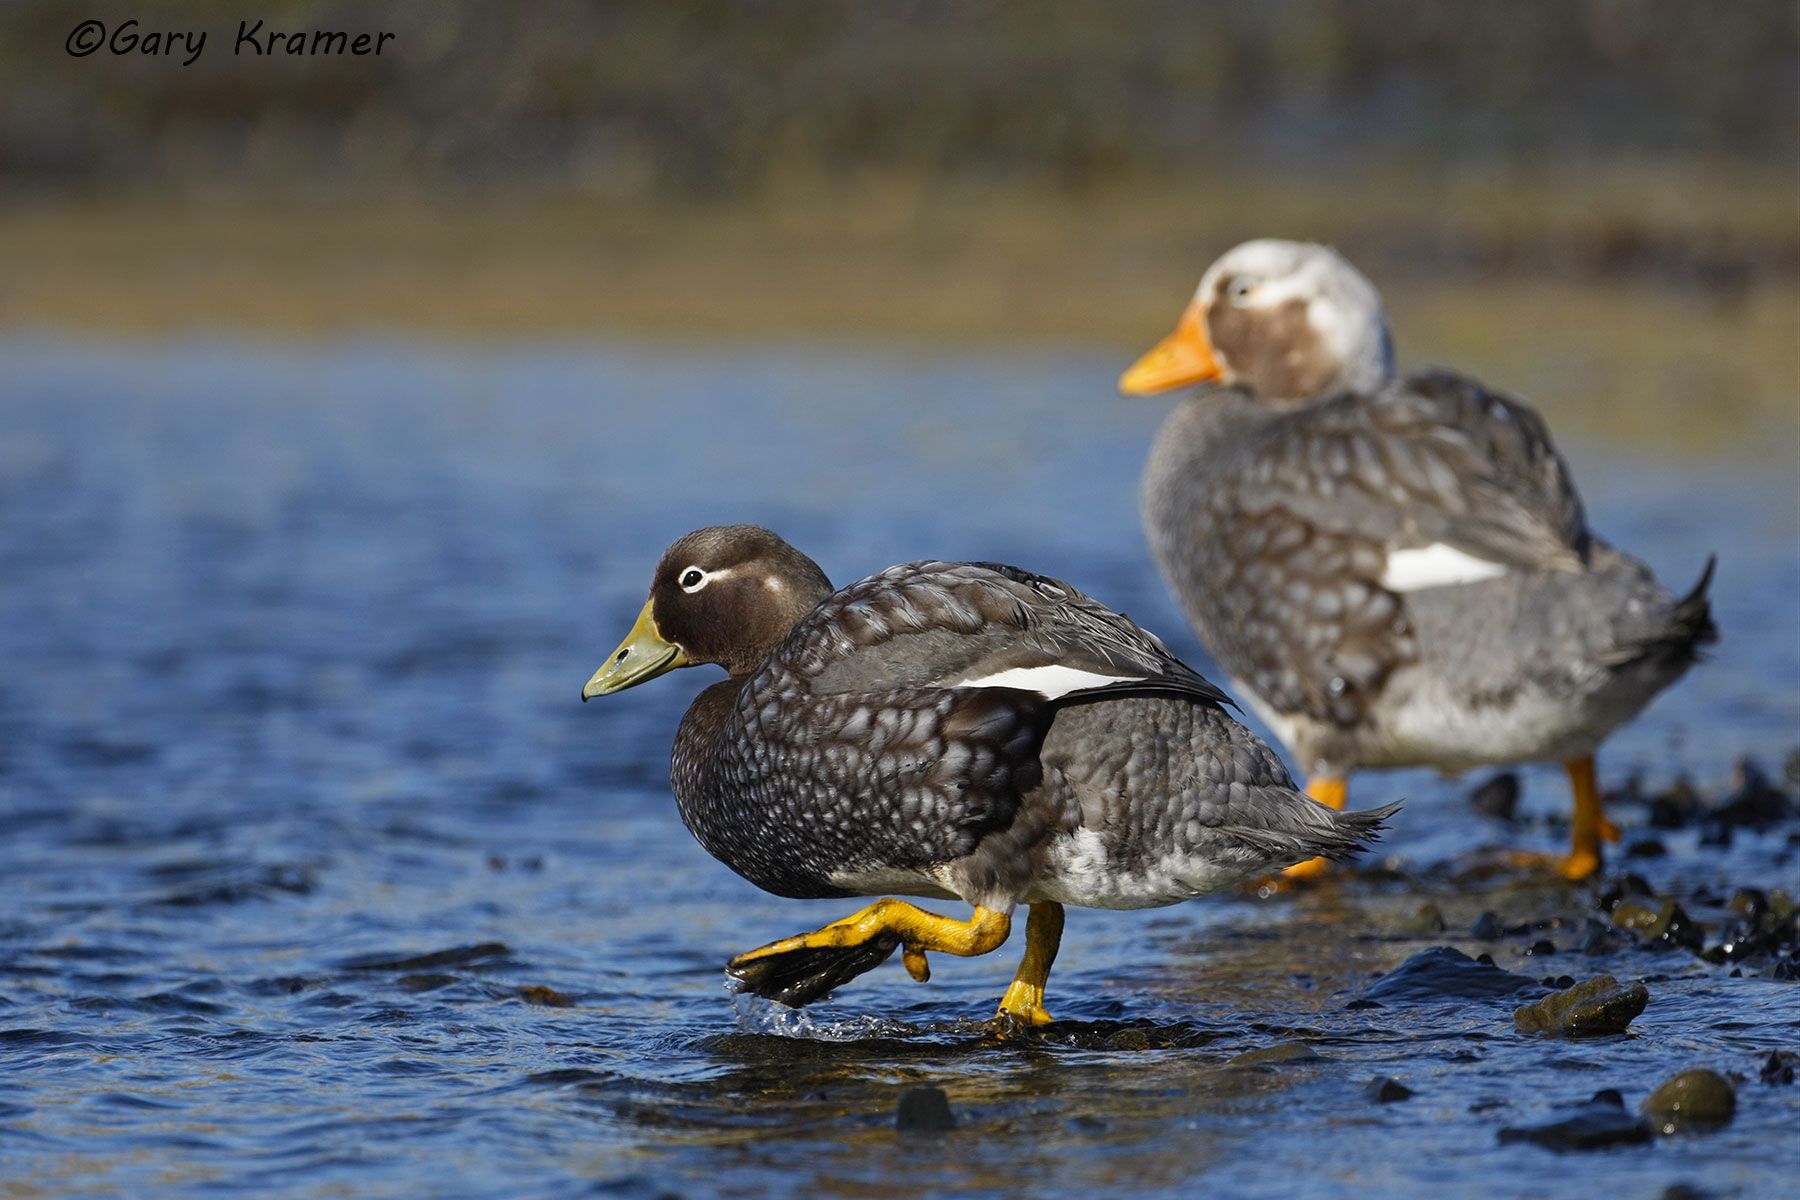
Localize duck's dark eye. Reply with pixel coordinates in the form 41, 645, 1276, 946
1228, 277, 1256, 303
679, 568, 706, 591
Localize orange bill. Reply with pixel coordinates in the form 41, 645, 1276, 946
1119, 300, 1221, 395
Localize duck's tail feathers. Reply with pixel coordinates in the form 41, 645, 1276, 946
1606, 554, 1717, 674
1317, 800, 1403, 862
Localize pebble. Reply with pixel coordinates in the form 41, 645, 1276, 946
1228, 1041, 1323, 1068
1642, 1069, 1736, 1134
895, 1085, 957, 1133
1513, 975, 1649, 1037
1364, 947, 1537, 1004
1469, 772, 1520, 823
1497, 1090, 1651, 1151
1398, 902, 1448, 936
1759, 1050, 1796, 1085
1470, 912, 1503, 940
1365, 1076, 1414, 1103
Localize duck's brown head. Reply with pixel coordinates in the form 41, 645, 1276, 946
1119, 239, 1394, 406
582, 525, 834, 697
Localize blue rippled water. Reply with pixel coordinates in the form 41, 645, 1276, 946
2, 335, 1796, 1198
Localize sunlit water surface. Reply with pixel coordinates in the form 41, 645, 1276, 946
2, 336, 1797, 1198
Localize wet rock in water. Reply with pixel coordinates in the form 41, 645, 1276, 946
1470, 772, 1520, 822
1661, 1185, 1713, 1200
1365, 1076, 1414, 1103
1596, 874, 1655, 914
1365, 947, 1537, 1004
1624, 838, 1667, 859
1579, 919, 1632, 956
895, 1086, 957, 1133
1647, 776, 1704, 829
1613, 898, 1705, 953
1398, 902, 1448, 936
1513, 975, 1648, 1037
1642, 1069, 1736, 1134
1228, 1041, 1323, 1068
515, 984, 575, 1007
1698, 820, 1733, 849
1526, 939, 1557, 957
1713, 757, 1794, 827
1497, 1090, 1651, 1151
1470, 911, 1504, 941
1759, 1049, 1797, 1085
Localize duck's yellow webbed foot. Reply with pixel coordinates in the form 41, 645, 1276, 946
993, 901, 1063, 1029
726, 900, 1011, 1008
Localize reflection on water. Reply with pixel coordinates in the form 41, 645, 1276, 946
1, 335, 1796, 1197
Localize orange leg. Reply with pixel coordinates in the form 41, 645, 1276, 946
1281, 775, 1347, 880
1505, 756, 1608, 880
1561, 756, 1605, 881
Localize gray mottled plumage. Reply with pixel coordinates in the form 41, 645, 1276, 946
658, 541, 1392, 910
1137, 255, 1715, 781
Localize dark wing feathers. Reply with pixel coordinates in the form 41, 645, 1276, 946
794, 560, 1231, 708
1239, 371, 1589, 572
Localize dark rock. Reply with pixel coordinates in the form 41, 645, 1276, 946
1514, 975, 1649, 1037
1770, 957, 1800, 981
1648, 777, 1704, 829
1498, 1091, 1652, 1151
1398, 902, 1449, 936
1579, 920, 1631, 956
1611, 899, 1662, 932
1596, 874, 1655, 913
1471, 912, 1503, 940
1365, 1076, 1414, 1103
1527, 939, 1557, 957
1660, 1185, 1712, 1200
1698, 820, 1732, 849
1642, 1069, 1735, 1134
1759, 1049, 1797, 1085
1364, 947, 1538, 1004
1624, 838, 1667, 859
895, 1086, 957, 1133
1713, 757, 1793, 827
1729, 889, 1769, 921
1228, 1041, 1323, 1068
1470, 772, 1520, 822
1614, 898, 1705, 953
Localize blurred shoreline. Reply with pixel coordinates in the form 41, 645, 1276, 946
4, 168, 1796, 459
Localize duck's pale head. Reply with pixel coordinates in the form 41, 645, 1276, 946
1119, 238, 1394, 405
582, 524, 833, 698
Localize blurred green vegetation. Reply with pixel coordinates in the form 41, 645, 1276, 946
5, 0, 1795, 199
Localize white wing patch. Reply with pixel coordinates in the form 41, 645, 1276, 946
1380, 543, 1508, 592
952, 664, 1143, 700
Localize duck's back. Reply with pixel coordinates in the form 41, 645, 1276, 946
1142, 371, 1711, 776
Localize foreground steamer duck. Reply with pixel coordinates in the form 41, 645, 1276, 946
583, 525, 1394, 1022
1120, 239, 1715, 880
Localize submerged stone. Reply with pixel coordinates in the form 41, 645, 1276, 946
1759, 1050, 1796, 1085
895, 1085, 957, 1133
1497, 1090, 1651, 1151
1365, 947, 1537, 1004
1365, 1076, 1414, 1103
1470, 912, 1503, 940
1513, 975, 1648, 1037
1470, 772, 1520, 822
1642, 1069, 1736, 1134
1398, 902, 1448, 936
1228, 1041, 1323, 1068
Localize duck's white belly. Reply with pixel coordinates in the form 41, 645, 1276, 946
1026, 829, 1251, 911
